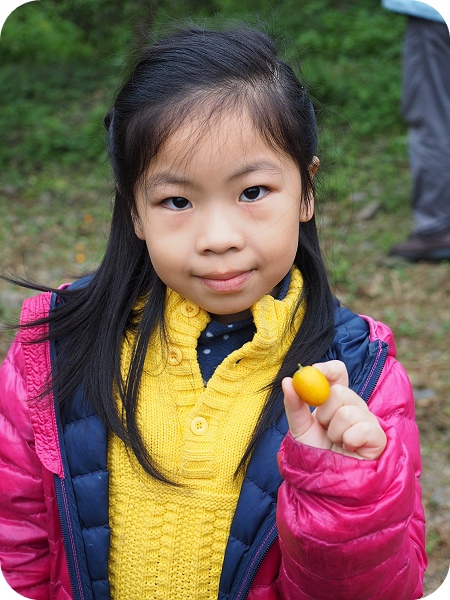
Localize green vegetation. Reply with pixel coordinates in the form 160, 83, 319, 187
1, 0, 406, 176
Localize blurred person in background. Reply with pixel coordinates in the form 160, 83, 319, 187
382, 0, 450, 261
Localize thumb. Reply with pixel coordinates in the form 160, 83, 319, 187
282, 376, 315, 440
313, 359, 349, 387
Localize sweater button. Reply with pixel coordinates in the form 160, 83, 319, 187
190, 416, 208, 435
181, 302, 200, 317
167, 347, 182, 365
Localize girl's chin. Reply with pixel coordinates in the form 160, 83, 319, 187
208, 308, 253, 325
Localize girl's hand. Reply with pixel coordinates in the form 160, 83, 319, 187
282, 360, 387, 460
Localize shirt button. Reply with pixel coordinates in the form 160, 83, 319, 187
181, 302, 200, 317
190, 416, 208, 435
167, 347, 182, 365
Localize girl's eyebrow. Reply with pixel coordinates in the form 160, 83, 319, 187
145, 172, 189, 190
145, 160, 283, 191
227, 160, 283, 183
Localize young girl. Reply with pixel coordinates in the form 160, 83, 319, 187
0, 26, 426, 600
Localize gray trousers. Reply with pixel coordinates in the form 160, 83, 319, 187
402, 17, 450, 236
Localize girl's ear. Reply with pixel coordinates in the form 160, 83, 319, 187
116, 183, 145, 240
299, 156, 320, 222
299, 198, 314, 223
132, 211, 145, 240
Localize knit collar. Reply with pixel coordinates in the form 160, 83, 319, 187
164, 266, 305, 367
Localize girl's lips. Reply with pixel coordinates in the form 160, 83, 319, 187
199, 270, 254, 292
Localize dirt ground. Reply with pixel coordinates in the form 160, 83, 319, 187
341, 278, 450, 597
0, 190, 449, 597
322, 213, 450, 596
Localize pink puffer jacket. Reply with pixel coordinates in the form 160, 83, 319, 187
0, 293, 427, 599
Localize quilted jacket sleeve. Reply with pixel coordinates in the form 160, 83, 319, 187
276, 355, 427, 600
0, 338, 52, 599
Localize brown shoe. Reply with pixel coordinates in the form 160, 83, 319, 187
389, 230, 450, 261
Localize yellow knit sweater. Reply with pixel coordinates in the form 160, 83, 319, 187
108, 268, 304, 599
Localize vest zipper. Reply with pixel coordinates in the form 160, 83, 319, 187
54, 475, 86, 600
358, 340, 389, 403
50, 298, 94, 600
234, 523, 278, 600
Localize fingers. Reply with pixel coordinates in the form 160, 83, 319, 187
282, 376, 315, 439
326, 404, 370, 441
312, 360, 349, 388
314, 382, 367, 430
284, 360, 387, 460
318, 388, 387, 460
284, 361, 387, 459
282, 377, 331, 449
341, 420, 387, 460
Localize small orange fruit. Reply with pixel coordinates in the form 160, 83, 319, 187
292, 365, 330, 407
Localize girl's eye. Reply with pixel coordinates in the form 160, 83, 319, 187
239, 186, 268, 202
162, 197, 192, 210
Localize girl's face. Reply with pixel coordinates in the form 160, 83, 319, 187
133, 110, 314, 324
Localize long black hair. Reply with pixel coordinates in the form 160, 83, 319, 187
12, 25, 335, 483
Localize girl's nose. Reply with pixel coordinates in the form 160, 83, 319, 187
195, 206, 245, 254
